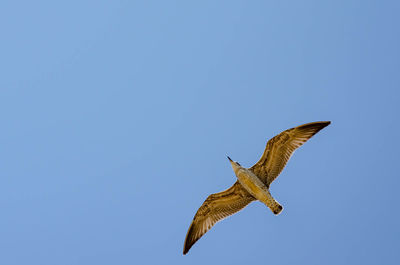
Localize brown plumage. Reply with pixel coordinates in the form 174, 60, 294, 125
183, 121, 330, 255
251, 121, 331, 186
183, 182, 254, 255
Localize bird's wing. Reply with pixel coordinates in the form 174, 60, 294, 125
183, 181, 254, 255
251, 121, 330, 186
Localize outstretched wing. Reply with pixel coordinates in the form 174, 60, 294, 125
251, 121, 330, 186
183, 181, 254, 255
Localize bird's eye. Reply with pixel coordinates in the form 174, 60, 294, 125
237, 162, 241, 166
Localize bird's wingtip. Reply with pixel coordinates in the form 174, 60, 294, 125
183, 242, 191, 255
322, 121, 331, 127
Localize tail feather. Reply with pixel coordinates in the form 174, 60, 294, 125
271, 202, 283, 215
260, 187, 283, 215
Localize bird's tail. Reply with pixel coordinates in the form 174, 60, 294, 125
270, 200, 283, 215
260, 189, 283, 215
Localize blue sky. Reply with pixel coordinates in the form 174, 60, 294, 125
1, 1, 399, 264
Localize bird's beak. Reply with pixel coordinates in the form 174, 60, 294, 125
227, 156, 232, 162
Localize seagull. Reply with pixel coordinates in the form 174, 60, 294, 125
183, 121, 330, 255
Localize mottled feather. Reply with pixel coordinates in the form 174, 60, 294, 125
183, 121, 330, 255
251, 121, 330, 185
183, 181, 254, 255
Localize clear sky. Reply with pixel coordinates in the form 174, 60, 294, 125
1, 1, 399, 264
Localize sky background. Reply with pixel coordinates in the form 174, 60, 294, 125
1, 1, 399, 264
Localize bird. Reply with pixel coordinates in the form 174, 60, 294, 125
183, 121, 330, 255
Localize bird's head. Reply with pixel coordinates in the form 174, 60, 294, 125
227, 156, 242, 172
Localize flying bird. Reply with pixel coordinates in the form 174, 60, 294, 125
183, 121, 330, 255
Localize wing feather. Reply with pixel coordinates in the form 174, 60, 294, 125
251, 121, 330, 185
183, 181, 254, 254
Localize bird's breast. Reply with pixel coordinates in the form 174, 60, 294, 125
235, 168, 269, 200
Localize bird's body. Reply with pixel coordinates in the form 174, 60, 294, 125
183, 121, 331, 255
230, 160, 283, 215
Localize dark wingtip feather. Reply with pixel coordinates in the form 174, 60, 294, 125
183, 235, 192, 255
183, 237, 194, 255
316, 121, 331, 130
318, 121, 331, 129
321, 121, 331, 126
298, 121, 331, 132
183, 222, 195, 255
